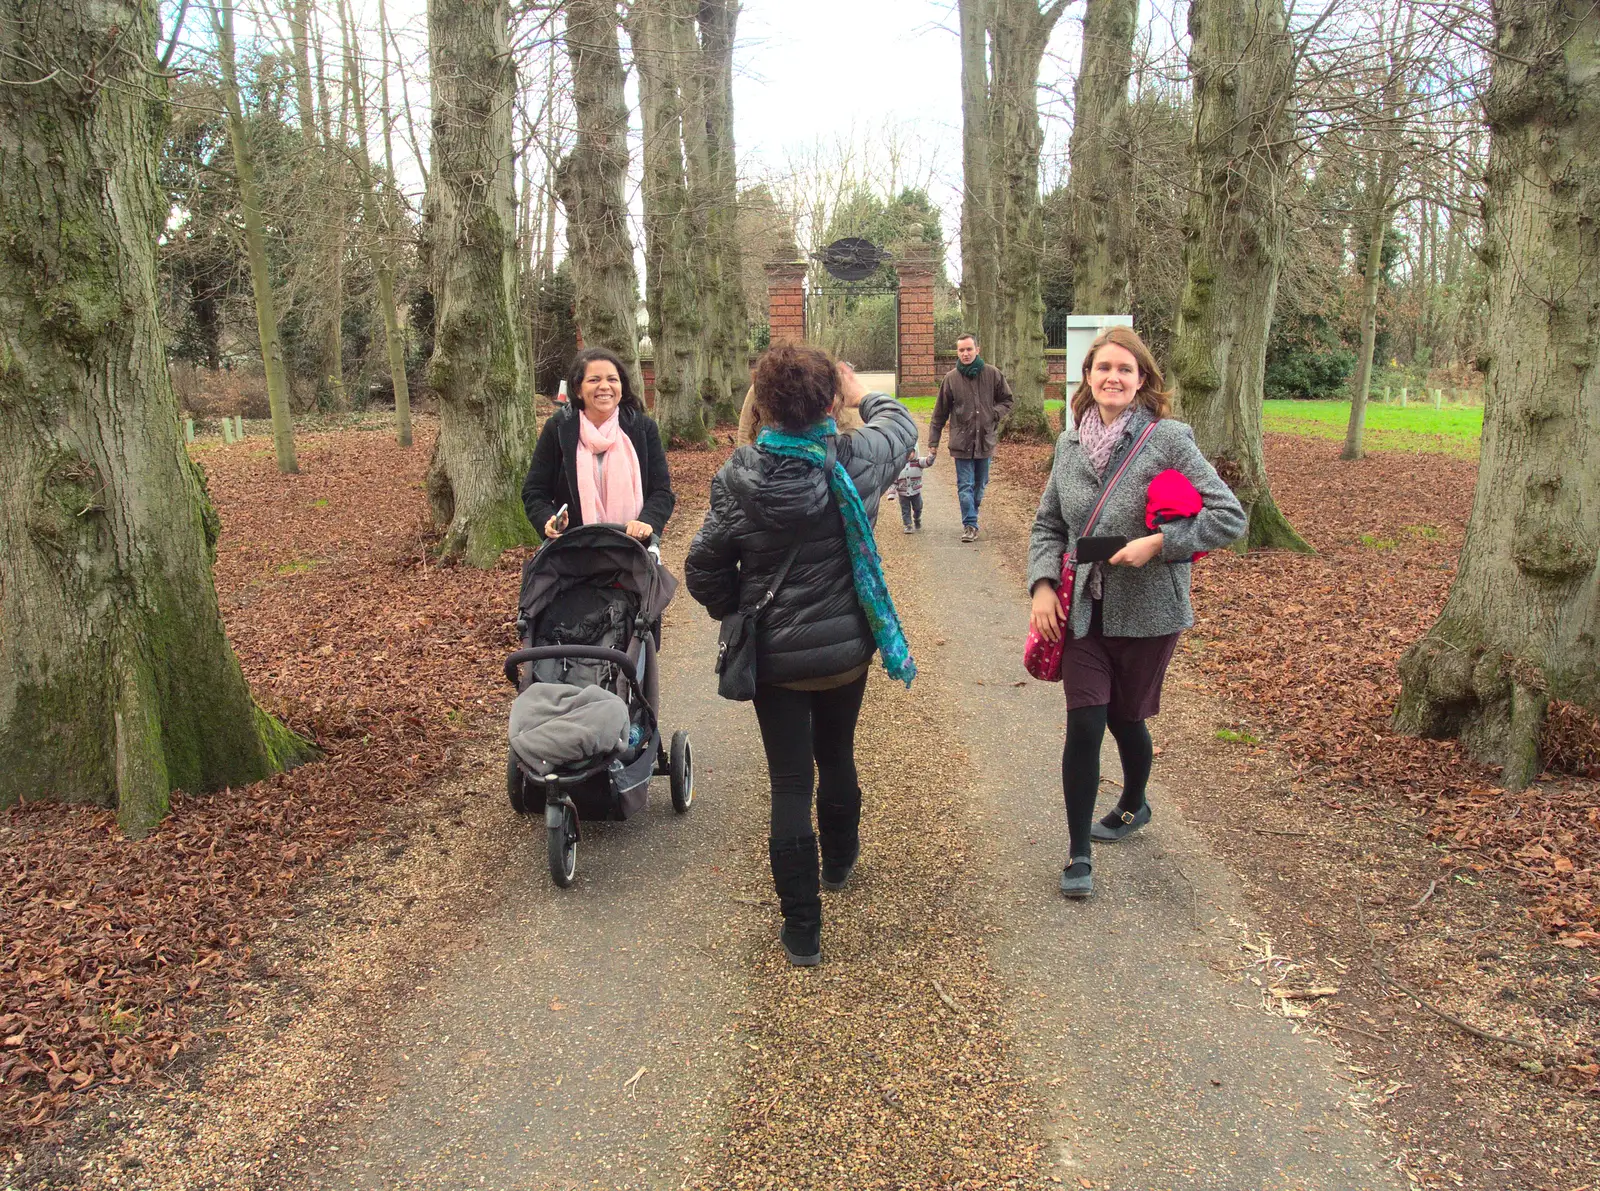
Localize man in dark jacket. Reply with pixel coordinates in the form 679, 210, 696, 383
929, 332, 1013, 542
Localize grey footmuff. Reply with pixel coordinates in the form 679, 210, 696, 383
509, 682, 631, 776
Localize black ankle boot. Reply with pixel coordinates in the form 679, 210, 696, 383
768, 835, 822, 965
816, 787, 862, 891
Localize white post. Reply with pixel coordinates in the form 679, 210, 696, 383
1400, 386, 1408, 408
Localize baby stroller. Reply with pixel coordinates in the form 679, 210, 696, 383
504, 524, 693, 887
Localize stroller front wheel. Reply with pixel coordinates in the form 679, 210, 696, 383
670, 729, 694, 813
547, 802, 578, 887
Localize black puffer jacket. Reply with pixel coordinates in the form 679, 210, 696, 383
685, 393, 917, 685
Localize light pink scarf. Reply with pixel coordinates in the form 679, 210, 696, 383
576, 410, 644, 526
1076, 406, 1133, 477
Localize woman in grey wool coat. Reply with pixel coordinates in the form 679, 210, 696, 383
1028, 326, 1246, 899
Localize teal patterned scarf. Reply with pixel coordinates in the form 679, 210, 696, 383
757, 420, 917, 687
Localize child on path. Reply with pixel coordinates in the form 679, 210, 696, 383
892, 448, 936, 533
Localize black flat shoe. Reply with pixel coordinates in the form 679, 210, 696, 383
1059, 857, 1093, 899
1091, 803, 1151, 842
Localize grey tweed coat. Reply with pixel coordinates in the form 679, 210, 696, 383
1028, 406, 1247, 639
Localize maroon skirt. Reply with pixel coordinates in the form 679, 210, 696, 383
1062, 601, 1181, 722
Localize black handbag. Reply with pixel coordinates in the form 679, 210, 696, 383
714, 439, 834, 701
715, 538, 803, 701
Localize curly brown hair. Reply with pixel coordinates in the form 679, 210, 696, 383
1068, 325, 1173, 426
752, 341, 837, 431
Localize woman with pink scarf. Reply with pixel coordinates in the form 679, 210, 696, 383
522, 348, 676, 544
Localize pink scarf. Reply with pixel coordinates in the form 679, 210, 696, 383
1077, 406, 1133, 477
575, 410, 644, 526
1076, 406, 1134, 600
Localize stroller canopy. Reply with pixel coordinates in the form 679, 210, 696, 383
518, 523, 678, 626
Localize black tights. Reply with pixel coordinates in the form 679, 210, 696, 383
1061, 705, 1154, 859
752, 673, 868, 839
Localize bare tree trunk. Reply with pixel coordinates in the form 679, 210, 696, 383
1396, 0, 1600, 789
1340, 192, 1388, 460
425, 0, 537, 566
376, 0, 412, 446
288, 0, 344, 409
631, 0, 708, 444
1065, 0, 1137, 315
558, 0, 641, 393
212, 0, 299, 472
0, 0, 313, 833
987, 0, 1066, 440
1169, 0, 1309, 551
958, 0, 996, 351
342, 0, 412, 446
691, 0, 745, 424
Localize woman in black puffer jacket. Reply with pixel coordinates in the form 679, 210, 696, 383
686, 343, 916, 966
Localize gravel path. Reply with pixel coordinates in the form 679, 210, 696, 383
280, 436, 1409, 1191
298, 583, 769, 1190
895, 449, 1407, 1190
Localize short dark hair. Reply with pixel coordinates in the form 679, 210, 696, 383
567, 347, 643, 414
956, 332, 978, 346
752, 341, 837, 431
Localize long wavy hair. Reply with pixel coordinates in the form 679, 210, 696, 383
1068, 326, 1173, 426
567, 347, 644, 416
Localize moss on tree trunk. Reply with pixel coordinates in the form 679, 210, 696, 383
558, 0, 643, 395
1396, 0, 1600, 789
1170, 0, 1311, 554
0, 0, 314, 834
425, 0, 537, 566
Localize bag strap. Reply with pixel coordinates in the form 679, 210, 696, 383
752, 436, 836, 614
1077, 421, 1159, 548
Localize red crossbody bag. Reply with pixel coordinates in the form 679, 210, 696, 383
1023, 422, 1159, 682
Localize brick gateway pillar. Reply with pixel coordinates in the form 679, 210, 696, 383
764, 257, 808, 344
893, 245, 938, 398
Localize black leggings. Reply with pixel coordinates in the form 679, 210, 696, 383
752, 672, 869, 838
1062, 705, 1154, 859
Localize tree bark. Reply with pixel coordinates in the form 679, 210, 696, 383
0, 0, 313, 833
1169, 0, 1310, 551
287, 0, 344, 409
376, 0, 413, 446
987, 0, 1065, 440
425, 0, 537, 566
1340, 191, 1388, 461
1395, 0, 1600, 789
631, 0, 708, 444
558, 0, 642, 395
958, 0, 996, 352
690, 0, 745, 425
1065, 0, 1137, 315
212, 0, 299, 473
342, 0, 412, 447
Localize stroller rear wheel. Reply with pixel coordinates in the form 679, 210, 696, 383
547, 801, 578, 887
507, 749, 533, 815
670, 729, 694, 813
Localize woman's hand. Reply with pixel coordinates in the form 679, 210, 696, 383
543, 516, 563, 539
1030, 581, 1065, 643
624, 520, 655, 542
836, 361, 867, 409
1109, 532, 1164, 568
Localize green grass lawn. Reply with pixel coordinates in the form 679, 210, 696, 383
1264, 399, 1482, 456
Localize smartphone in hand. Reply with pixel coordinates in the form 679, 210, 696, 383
555, 503, 569, 532
1075, 535, 1128, 563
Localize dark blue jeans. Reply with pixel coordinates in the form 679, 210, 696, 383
954, 456, 992, 529
898, 491, 923, 528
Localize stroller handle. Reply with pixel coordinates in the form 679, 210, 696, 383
504, 645, 639, 687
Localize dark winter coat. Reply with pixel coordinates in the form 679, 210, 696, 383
930, 363, 1013, 458
684, 393, 918, 686
521, 404, 676, 536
